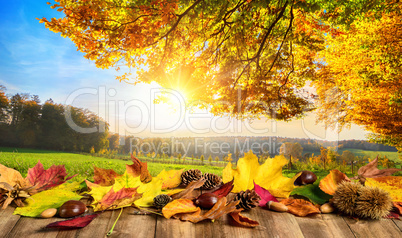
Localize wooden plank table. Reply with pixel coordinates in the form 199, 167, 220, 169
1, 206, 401, 238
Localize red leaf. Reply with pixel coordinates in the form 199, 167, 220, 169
253, 181, 278, 207
229, 210, 259, 227
93, 166, 119, 186
27, 161, 76, 193
45, 214, 99, 229
386, 212, 400, 220
95, 187, 141, 211
126, 155, 152, 183
212, 180, 234, 198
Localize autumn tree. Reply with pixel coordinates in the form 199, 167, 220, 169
108, 133, 120, 150
40, 0, 394, 121
313, 3, 402, 150
0, 85, 9, 123
341, 150, 355, 164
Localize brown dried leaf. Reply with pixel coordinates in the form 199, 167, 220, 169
171, 178, 205, 200
229, 210, 259, 227
177, 197, 240, 223
357, 156, 402, 180
280, 198, 321, 217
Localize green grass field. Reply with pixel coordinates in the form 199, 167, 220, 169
0, 147, 224, 181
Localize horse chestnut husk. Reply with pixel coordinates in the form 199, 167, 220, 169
294, 171, 317, 185
58, 200, 86, 218
195, 193, 219, 209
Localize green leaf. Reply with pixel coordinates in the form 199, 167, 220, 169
291, 183, 332, 205
14, 182, 83, 217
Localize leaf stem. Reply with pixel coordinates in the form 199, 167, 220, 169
106, 208, 123, 236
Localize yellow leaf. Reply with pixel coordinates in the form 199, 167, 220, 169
134, 177, 163, 207
14, 182, 83, 217
156, 169, 184, 189
223, 150, 299, 198
0, 164, 30, 188
162, 199, 199, 219
87, 170, 163, 210
365, 176, 402, 202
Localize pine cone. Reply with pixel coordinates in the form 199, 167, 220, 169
201, 173, 222, 190
153, 194, 172, 209
234, 189, 261, 210
181, 169, 203, 186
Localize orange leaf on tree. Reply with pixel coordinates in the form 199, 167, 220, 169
93, 166, 120, 186
280, 198, 321, 217
27, 161, 76, 193
162, 199, 199, 219
319, 169, 350, 195
126, 155, 152, 183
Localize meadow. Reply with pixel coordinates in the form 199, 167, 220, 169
1, 147, 401, 182
0, 147, 224, 182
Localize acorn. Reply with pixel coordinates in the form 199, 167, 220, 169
294, 171, 317, 186
40, 208, 57, 218
59, 200, 87, 218
195, 193, 219, 209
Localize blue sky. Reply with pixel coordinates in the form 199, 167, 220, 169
0, 1, 368, 141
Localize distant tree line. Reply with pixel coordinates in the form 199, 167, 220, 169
0, 86, 109, 152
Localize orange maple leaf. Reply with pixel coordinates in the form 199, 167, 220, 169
95, 187, 141, 211
126, 154, 152, 183
93, 166, 120, 186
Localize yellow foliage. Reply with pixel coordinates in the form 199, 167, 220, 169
365, 176, 402, 203
223, 150, 300, 198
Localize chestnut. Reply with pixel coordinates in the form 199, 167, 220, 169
294, 171, 317, 186
195, 193, 219, 209
58, 200, 86, 218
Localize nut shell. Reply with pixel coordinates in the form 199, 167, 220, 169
59, 200, 86, 218
320, 203, 335, 214
267, 201, 288, 212
195, 193, 219, 209
40, 208, 57, 218
294, 171, 317, 185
